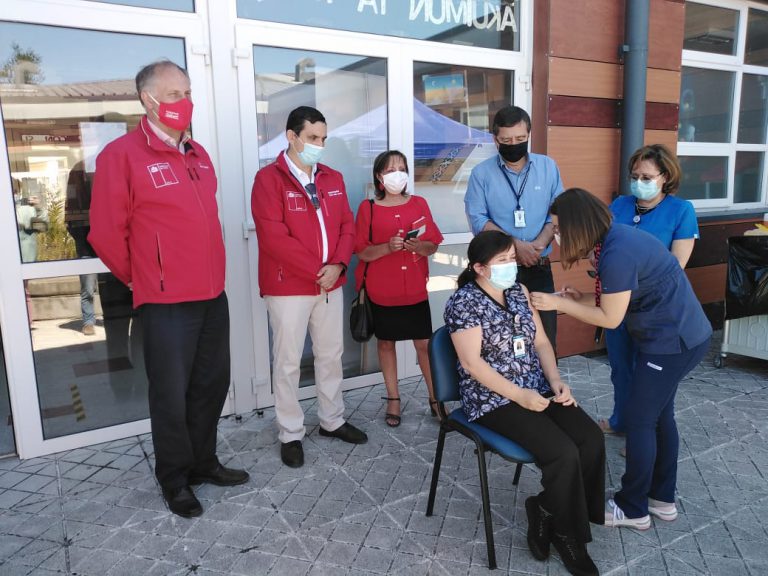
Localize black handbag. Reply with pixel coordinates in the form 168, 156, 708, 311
349, 200, 375, 343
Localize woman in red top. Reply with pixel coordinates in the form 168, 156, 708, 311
355, 150, 444, 427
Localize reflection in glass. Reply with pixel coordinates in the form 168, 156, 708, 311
238, 0, 520, 51
678, 156, 728, 201
29, 274, 148, 439
678, 67, 734, 143
0, 329, 14, 456
427, 244, 468, 331
85, 0, 194, 10
0, 22, 185, 263
738, 74, 768, 144
745, 9, 768, 67
413, 62, 510, 233
734, 152, 764, 204
253, 46, 387, 386
683, 2, 738, 56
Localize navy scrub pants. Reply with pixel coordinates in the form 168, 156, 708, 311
140, 291, 231, 490
614, 337, 711, 518
604, 321, 635, 433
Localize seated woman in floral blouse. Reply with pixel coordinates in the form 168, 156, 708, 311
444, 231, 604, 576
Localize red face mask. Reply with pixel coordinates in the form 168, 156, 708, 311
149, 93, 193, 131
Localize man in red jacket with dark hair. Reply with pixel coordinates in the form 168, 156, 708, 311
252, 106, 368, 468
89, 60, 248, 518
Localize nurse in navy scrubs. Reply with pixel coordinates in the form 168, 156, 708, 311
531, 188, 712, 531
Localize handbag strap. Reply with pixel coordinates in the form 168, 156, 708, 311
361, 199, 374, 284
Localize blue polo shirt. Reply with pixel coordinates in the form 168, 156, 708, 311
610, 194, 699, 249
598, 224, 712, 354
465, 153, 564, 256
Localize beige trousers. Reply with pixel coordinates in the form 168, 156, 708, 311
264, 289, 346, 443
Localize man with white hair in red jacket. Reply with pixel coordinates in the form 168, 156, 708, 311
89, 60, 248, 518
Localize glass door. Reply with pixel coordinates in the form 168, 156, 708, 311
236, 25, 397, 407
0, 0, 217, 458
235, 19, 530, 404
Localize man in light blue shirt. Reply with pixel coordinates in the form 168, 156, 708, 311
464, 106, 563, 350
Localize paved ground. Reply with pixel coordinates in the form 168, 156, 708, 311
1, 333, 767, 576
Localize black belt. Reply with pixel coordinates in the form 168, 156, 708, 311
521, 257, 550, 268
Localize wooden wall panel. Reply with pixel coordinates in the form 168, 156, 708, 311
547, 126, 620, 203
647, 68, 681, 104
557, 315, 604, 357
644, 129, 678, 150
548, 95, 619, 128
686, 264, 727, 304
648, 0, 685, 71
551, 260, 596, 295
687, 220, 761, 268
549, 0, 624, 63
548, 58, 622, 99
646, 102, 679, 130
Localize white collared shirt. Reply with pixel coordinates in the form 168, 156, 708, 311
284, 151, 328, 263
147, 117, 188, 153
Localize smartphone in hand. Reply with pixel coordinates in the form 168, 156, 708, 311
405, 229, 419, 240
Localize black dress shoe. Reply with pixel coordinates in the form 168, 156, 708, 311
525, 496, 552, 561
551, 532, 598, 576
281, 440, 304, 468
188, 464, 250, 487
318, 422, 368, 444
162, 486, 202, 518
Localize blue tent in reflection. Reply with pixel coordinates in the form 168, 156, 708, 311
258, 98, 492, 163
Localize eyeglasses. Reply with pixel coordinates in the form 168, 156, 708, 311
304, 183, 320, 210
629, 173, 662, 184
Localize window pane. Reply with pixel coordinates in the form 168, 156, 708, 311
745, 9, 768, 67
427, 244, 467, 331
0, 329, 13, 456
678, 156, 728, 200
412, 62, 509, 233
738, 74, 768, 144
253, 46, 387, 385
238, 0, 520, 50
734, 152, 764, 204
84, 0, 194, 11
679, 67, 735, 143
0, 22, 186, 263
28, 274, 148, 439
684, 2, 738, 56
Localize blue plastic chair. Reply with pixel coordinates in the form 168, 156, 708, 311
425, 325, 535, 570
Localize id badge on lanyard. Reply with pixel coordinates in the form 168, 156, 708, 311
500, 164, 530, 228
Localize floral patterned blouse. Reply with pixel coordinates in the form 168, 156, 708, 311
444, 281, 551, 421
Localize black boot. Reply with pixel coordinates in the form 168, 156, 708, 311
551, 532, 599, 576
525, 496, 552, 560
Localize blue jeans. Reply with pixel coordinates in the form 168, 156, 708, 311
605, 322, 635, 432
80, 273, 97, 327
614, 337, 710, 518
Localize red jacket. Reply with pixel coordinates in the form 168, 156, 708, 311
88, 117, 226, 308
354, 195, 443, 306
251, 152, 354, 296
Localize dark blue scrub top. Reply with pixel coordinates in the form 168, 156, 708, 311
598, 224, 712, 354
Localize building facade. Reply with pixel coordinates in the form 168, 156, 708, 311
0, 0, 765, 459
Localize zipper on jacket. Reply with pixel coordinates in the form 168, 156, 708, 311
156, 233, 165, 292
185, 152, 215, 294
278, 267, 283, 282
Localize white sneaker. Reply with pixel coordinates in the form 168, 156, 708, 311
648, 498, 678, 521
605, 498, 651, 530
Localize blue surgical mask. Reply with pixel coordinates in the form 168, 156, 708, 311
630, 179, 660, 201
488, 262, 518, 290
297, 138, 324, 166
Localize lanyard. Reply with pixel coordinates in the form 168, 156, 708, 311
498, 163, 530, 211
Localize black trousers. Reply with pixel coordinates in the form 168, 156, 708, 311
517, 263, 557, 354
140, 292, 231, 490
478, 400, 605, 543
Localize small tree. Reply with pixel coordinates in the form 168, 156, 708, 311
0, 42, 44, 85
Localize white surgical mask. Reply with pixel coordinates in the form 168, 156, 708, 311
488, 262, 518, 290
381, 171, 408, 195
296, 138, 324, 166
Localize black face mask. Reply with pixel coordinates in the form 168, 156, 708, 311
498, 140, 528, 163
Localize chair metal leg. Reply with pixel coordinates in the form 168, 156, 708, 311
426, 427, 446, 516
475, 441, 497, 570
512, 462, 523, 486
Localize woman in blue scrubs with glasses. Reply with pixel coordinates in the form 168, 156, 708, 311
601, 145, 699, 438
531, 188, 711, 531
